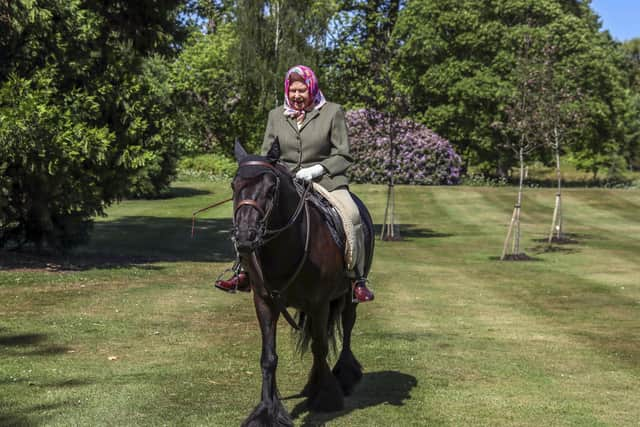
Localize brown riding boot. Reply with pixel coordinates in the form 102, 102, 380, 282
352, 278, 374, 303
215, 272, 250, 293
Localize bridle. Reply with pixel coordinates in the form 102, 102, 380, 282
232, 160, 311, 330
232, 160, 280, 250
232, 160, 309, 248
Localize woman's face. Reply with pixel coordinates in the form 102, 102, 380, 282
288, 80, 311, 110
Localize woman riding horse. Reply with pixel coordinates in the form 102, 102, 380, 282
216, 65, 374, 303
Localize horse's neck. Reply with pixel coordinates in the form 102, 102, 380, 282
272, 181, 301, 230
260, 181, 305, 271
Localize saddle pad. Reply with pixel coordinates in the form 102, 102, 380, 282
311, 183, 355, 270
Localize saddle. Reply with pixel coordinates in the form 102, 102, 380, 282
295, 180, 372, 275
303, 184, 346, 253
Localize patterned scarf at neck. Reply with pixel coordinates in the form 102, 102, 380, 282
283, 65, 326, 125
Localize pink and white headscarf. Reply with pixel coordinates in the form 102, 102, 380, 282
283, 65, 326, 122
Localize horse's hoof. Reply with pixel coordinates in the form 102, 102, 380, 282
308, 390, 344, 412
332, 352, 363, 396
241, 401, 293, 427
306, 376, 344, 412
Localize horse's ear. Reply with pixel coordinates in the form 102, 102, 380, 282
234, 139, 248, 162
266, 138, 281, 161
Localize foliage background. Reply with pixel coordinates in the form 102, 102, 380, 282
1, 0, 639, 249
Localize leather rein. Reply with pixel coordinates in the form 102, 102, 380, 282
234, 160, 311, 330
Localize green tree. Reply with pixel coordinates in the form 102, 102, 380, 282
620, 38, 640, 171
0, 0, 184, 250
496, 33, 547, 259
621, 38, 640, 91
394, 0, 627, 176
323, 0, 402, 110
170, 24, 239, 155
233, 0, 336, 152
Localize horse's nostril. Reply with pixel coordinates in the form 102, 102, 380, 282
234, 227, 258, 252
236, 242, 252, 253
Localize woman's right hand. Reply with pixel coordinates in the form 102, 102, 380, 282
295, 164, 325, 181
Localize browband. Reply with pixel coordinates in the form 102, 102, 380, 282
239, 160, 278, 170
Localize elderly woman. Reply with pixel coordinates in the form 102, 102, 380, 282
216, 65, 374, 303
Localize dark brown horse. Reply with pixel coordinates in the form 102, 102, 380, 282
231, 140, 374, 427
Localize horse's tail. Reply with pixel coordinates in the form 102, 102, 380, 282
293, 296, 345, 356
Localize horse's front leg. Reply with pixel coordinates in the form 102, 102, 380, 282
303, 303, 344, 412
241, 293, 293, 427
332, 294, 362, 396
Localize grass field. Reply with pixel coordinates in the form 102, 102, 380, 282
1, 181, 639, 426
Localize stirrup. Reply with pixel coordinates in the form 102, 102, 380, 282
214, 262, 242, 293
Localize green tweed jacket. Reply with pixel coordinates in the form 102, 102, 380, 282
261, 102, 353, 191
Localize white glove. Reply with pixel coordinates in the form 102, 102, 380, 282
295, 164, 326, 181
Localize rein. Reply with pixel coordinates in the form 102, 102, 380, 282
235, 160, 312, 330
191, 197, 233, 239
247, 200, 310, 330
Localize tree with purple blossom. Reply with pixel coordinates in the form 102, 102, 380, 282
345, 109, 462, 186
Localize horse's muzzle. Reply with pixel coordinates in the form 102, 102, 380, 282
233, 227, 261, 253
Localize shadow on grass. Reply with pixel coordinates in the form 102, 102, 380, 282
153, 186, 212, 199
0, 331, 84, 425
529, 244, 581, 255
0, 401, 72, 427
488, 255, 543, 262
532, 232, 589, 246
0, 377, 92, 388
289, 370, 418, 426
373, 224, 453, 240
0, 332, 71, 356
0, 333, 47, 346
0, 217, 236, 271
1, 221, 450, 271
505, 176, 636, 188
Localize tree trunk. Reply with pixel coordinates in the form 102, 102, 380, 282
500, 206, 518, 260
514, 146, 524, 254
501, 146, 525, 260
548, 126, 563, 244
273, 0, 281, 108
381, 114, 399, 240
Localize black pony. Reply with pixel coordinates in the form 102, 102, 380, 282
232, 141, 374, 427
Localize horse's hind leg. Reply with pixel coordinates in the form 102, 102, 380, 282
303, 303, 344, 412
242, 294, 293, 427
332, 296, 363, 396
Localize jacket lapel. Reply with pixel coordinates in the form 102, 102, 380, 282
285, 115, 298, 133
299, 109, 320, 132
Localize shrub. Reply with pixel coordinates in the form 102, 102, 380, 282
346, 109, 462, 185
177, 153, 237, 181
0, 75, 112, 250
0, 1, 184, 250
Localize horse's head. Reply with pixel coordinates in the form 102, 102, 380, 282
231, 140, 287, 253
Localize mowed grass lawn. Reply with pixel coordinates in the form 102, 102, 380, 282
1, 181, 639, 426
